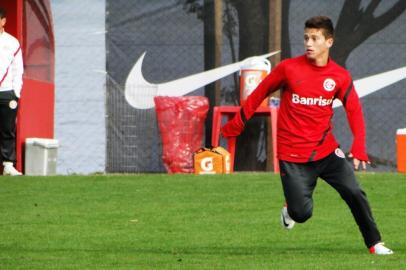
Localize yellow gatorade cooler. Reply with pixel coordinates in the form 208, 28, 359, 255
397, 128, 406, 173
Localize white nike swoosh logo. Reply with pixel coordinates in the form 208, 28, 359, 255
125, 51, 280, 109
125, 52, 406, 110
333, 66, 406, 108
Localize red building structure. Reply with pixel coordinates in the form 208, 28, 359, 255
1, 0, 55, 172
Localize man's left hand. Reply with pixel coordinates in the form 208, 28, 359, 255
348, 153, 370, 170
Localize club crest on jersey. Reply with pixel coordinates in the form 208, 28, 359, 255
323, 78, 336, 91
335, 148, 345, 159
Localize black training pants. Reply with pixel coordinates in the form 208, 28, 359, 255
0, 90, 19, 163
279, 149, 381, 248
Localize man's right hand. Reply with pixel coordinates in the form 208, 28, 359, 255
221, 111, 245, 138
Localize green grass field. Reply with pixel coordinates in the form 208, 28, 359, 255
0, 172, 405, 269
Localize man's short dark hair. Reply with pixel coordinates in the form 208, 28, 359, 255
305, 16, 334, 39
0, 8, 6, 19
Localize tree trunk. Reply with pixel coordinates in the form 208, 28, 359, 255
229, 0, 270, 170
203, 0, 222, 146
281, 0, 291, 59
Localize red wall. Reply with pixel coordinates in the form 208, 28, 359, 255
2, 0, 55, 172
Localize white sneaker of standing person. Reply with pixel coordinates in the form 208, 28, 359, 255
369, 242, 394, 255
3, 162, 22, 176
280, 205, 295, 230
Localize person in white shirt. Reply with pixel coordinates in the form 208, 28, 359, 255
0, 7, 24, 176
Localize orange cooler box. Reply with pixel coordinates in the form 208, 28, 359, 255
397, 128, 406, 173
194, 147, 231, 175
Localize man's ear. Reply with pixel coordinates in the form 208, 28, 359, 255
326, 37, 334, 48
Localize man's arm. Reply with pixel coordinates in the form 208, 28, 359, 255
12, 46, 24, 98
221, 61, 286, 138
338, 74, 369, 168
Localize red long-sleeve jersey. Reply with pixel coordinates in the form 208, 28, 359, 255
224, 55, 368, 163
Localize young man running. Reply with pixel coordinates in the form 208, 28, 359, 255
221, 16, 393, 255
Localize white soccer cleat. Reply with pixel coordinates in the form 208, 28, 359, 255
280, 205, 295, 230
369, 242, 394, 255
3, 162, 22, 176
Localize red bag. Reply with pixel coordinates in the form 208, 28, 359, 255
154, 96, 209, 173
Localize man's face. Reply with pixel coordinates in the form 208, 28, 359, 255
0, 17, 5, 32
303, 28, 333, 61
